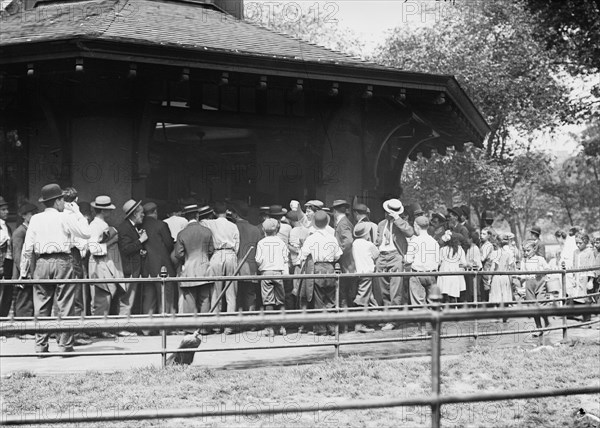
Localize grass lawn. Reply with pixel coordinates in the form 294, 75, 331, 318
2, 338, 599, 427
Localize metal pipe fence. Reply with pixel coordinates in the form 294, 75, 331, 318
1, 266, 599, 427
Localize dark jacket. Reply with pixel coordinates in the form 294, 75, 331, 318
236, 218, 262, 275
376, 216, 414, 256
141, 216, 175, 277
117, 219, 144, 278
335, 215, 355, 273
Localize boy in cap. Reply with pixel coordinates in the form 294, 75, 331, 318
11, 202, 38, 318
300, 210, 342, 335
353, 203, 378, 243
352, 222, 379, 333
255, 218, 289, 337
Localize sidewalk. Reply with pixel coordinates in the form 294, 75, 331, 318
1, 319, 598, 376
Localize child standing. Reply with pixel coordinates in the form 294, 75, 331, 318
519, 239, 550, 336
438, 231, 466, 304
351, 223, 379, 333
255, 218, 289, 337
489, 234, 515, 306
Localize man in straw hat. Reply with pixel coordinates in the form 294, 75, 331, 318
299, 210, 342, 335
11, 202, 38, 319
117, 198, 148, 319
172, 205, 214, 323
19, 183, 91, 355
200, 201, 240, 332
375, 198, 414, 331
87, 196, 123, 323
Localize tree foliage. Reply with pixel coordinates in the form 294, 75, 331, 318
374, 1, 570, 159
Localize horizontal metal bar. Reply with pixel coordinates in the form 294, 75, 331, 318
1, 306, 598, 334
1, 385, 598, 425
2, 266, 597, 285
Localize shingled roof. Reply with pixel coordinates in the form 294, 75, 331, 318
1, 0, 369, 65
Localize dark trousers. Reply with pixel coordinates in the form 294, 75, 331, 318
0, 259, 14, 316
237, 280, 258, 311
14, 286, 34, 317
376, 250, 406, 306
313, 262, 336, 334
33, 255, 76, 352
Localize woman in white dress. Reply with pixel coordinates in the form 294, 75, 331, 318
438, 232, 466, 303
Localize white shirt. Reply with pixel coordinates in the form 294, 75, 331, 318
300, 229, 342, 263
88, 217, 109, 256
164, 215, 188, 241
520, 255, 549, 279
352, 238, 379, 273
256, 235, 289, 272
0, 219, 11, 260
200, 217, 240, 252
406, 232, 440, 271
378, 220, 396, 252
289, 226, 310, 266
20, 206, 91, 274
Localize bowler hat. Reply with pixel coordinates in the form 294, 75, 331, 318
267, 205, 286, 217
353, 203, 369, 215
529, 225, 542, 236
181, 204, 198, 215
460, 204, 470, 219
38, 184, 65, 203
122, 199, 142, 218
197, 205, 213, 219
91, 195, 116, 210
353, 223, 370, 239
0, 196, 7, 208
18, 202, 38, 216
382, 198, 404, 215
314, 211, 329, 228
447, 207, 463, 219
331, 199, 349, 209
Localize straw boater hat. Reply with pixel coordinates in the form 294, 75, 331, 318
353, 223, 370, 239
122, 199, 142, 218
181, 204, 198, 215
91, 195, 116, 210
38, 183, 65, 203
382, 198, 404, 215
197, 205, 213, 219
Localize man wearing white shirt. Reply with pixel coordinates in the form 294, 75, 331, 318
406, 216, 440, 307
200, 201, 240, 325
20, 184, 91, 355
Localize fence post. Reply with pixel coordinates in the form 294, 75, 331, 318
334, 266, 341, 359
430, 288, 442, 428
561, 263, 568, 341
473, 269, 478, 347
160, 266, 167, 368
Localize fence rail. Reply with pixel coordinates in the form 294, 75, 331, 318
1, 266, 599, 427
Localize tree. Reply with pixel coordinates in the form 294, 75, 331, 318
374, 1, 570, 160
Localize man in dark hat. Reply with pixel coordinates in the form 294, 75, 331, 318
447, 207, 469, 251
428, 212, 447, 242
528, 225, 546, 258
20, 184, 91, 355
0, 195, 14, 316
352, 203, 378, 243
229, 201, 262, 313
117, 199, 148, 319
11, 202, 38, 319
140, 202, 176, 319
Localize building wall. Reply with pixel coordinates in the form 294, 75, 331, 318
70, 116, 134, 221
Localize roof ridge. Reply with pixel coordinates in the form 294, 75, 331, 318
241, 16, 370, 64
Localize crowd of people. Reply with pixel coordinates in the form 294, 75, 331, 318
0, 184, 599, 355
